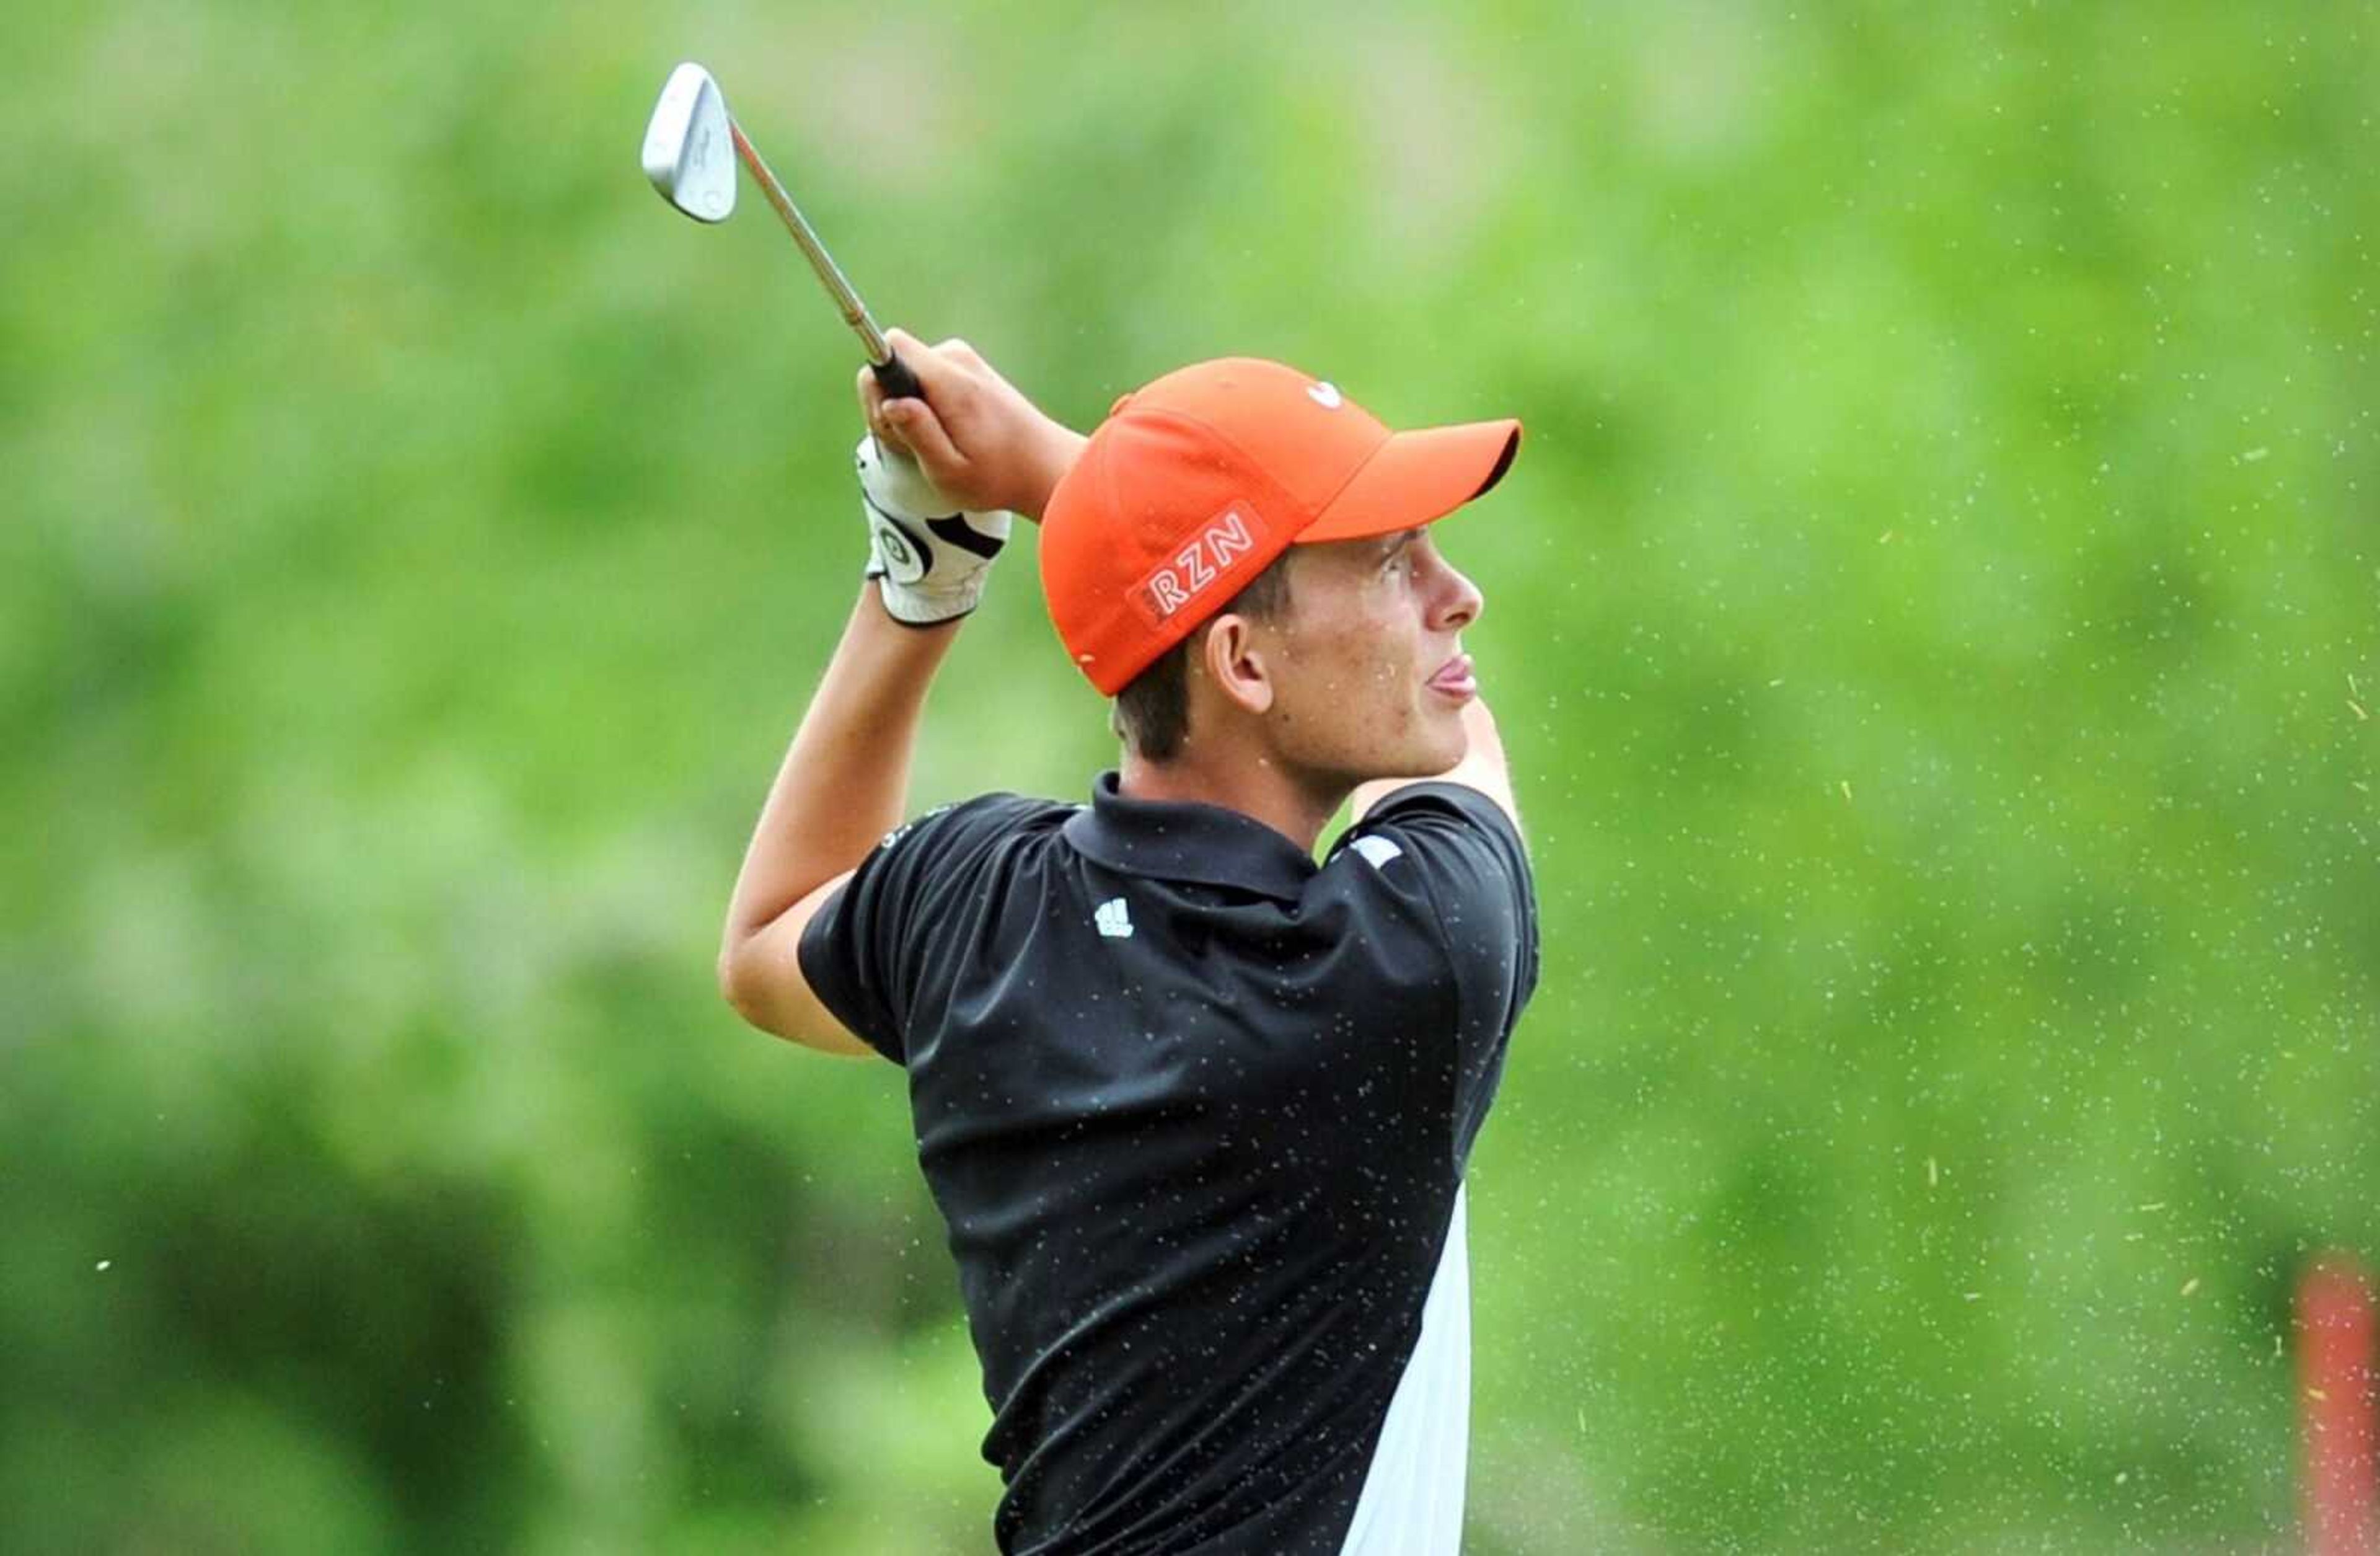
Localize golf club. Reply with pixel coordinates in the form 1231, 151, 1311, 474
641, 61, 922, 399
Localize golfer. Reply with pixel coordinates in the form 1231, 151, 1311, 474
719, 329, 1538, 1554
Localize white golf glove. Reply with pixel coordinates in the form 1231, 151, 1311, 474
855, 434, 1012, 626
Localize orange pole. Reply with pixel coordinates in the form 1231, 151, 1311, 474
2300, 1255, 2377, 1556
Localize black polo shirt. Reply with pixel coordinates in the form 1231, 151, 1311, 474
798, 774, 1538, 1554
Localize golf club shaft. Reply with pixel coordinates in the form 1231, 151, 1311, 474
725, 121, 920, 397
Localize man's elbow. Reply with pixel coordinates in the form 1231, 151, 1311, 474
716, 938, 774, 1033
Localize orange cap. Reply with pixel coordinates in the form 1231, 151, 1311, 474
1040, 359, 1521, 694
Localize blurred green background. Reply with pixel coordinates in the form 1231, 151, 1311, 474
6, 1, 2375, 1550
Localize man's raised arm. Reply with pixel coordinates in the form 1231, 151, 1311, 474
717, 332, 1085, 1054
718, 590, 960, 1055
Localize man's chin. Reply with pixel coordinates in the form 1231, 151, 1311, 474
1396, 730, 1471, 782
1320, 717, 1467, 790
1424, 705, 1473, 772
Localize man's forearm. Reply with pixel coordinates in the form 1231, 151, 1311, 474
722, 587, 960, 950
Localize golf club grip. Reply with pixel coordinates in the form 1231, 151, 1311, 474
872, 353, 925, 401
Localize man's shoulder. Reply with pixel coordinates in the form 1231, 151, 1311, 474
1316, 779, 1537, 974
1328, 782, 1528, 882
876, 790, 1072, 862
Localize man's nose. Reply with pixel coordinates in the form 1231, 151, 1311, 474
1430, 555, 1484, 633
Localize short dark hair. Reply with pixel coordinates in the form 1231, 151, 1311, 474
1111, 553, 1296, 762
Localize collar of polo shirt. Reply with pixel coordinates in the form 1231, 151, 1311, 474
1062, 772, 1318, 901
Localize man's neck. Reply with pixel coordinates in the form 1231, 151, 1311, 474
1117, 744, 1346, 856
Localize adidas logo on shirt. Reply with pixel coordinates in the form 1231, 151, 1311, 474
1094, 897, 1135, 939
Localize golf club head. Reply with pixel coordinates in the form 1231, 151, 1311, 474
642, 62, 735, 222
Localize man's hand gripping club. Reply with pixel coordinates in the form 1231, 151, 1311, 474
860, 327, 1087, 523
853, 329, 1088, 625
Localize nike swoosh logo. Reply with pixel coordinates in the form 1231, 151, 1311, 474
926, 513, 1006, 561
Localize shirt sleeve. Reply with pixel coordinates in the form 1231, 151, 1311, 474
796, 793, 1048, 1064
1328, 782, 1540, 1164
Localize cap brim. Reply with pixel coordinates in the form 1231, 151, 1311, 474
1300, 418, 1521, 543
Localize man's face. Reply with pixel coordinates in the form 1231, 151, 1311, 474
1254, 528, 1484, 787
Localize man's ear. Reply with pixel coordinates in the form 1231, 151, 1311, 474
1199, 613, 1276, 717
